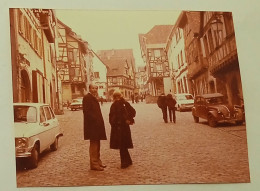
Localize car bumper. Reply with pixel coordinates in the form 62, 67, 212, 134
180, 105, 193, 110
16, 147, 33, 158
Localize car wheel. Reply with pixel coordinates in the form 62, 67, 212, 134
193, 115, 199, 123
208, 115, 217, 127
50, 137, 58, 151
28, 144, 39, 168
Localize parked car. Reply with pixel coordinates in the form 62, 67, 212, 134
192, 93, 245, 127
13, 103, 63, 168
70, 98, 83, 111
174, 93, 194, 111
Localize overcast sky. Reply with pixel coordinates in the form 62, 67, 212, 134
55, 9, 181, 67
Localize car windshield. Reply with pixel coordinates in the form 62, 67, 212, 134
14, 106, 37, 123
205, 97, 225, 105
177, 95, 193, 100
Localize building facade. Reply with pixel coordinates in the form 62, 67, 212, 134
139, 25, 173, 96
97, 49, 135, 101
56, 20, 90, 103
200, 11, 243, 105
91, 50, 108, 99
166, 20, 192, 95
10, 8, 62, 112
177, 11, 243, 106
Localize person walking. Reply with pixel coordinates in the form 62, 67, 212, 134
166, 94, 177, 123
157, 93, 168, 123
83, 84, 107, 171
109, 91, 136, 169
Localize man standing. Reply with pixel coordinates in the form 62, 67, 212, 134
83, 84, 107, 171
157, 93, 168, 123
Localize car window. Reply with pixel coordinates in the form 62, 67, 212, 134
40, 107, 46, 123
49, 107, 55, 119
44, 107, 52, 120
13, 106, 37, 123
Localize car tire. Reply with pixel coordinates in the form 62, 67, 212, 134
193, 115, 199, 123
28, 144, 39, 169
50, 137, 58, 151
208, 115, 217, 127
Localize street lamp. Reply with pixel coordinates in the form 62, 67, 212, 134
211, 15, 223, 31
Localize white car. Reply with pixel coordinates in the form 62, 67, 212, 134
70, 98, 83, 111
174, 93, 194, 111
14, 103, 63, 168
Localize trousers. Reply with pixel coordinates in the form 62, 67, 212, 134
120, 148, 132, 167
89, 140, 103, 168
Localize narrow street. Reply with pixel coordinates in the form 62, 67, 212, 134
16, 102, 250, 187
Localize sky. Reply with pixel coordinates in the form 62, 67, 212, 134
55, 10, 181, 67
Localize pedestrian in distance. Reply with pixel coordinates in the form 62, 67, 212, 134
83, 84, 107, 171
157, 93, 168, 123
109, 91, 136, 169
166, 94, 177, 123
131, 94, 134, 104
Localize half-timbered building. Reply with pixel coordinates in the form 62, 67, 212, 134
139, 25, 173, 96
97, 49, 135, 101
56, 20, 90, 103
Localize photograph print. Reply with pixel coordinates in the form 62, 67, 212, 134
9, 8, 250, 187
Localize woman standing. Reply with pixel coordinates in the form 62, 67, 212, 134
109, 91, 136, 169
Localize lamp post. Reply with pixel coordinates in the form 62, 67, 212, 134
211, 14, 223, 46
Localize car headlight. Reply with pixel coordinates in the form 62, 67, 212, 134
15, 138, 29, 148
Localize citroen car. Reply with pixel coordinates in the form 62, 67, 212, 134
192, 93, 245, 127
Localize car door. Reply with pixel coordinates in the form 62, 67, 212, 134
200, 98, 208, 119
42, 106, 57, 148
38, 106, 50, 151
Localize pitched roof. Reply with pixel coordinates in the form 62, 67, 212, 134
97, 49, 135, 76
139, 25, 174, 44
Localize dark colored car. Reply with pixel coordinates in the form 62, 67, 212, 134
192, 93, 245, 127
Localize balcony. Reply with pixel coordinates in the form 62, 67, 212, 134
187, 57, 208, 79
208, 35, 238, 76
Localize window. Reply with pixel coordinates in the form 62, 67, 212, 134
155, 63, 163, 71
44, 107, 52, 120
18, 9, 23, 34
94, 72, 100, 79
49, 107, 55, 119
40, 107, 46, 123
154, 50, 160, 57
207, 29, 214, 53
180, 51, 184, 65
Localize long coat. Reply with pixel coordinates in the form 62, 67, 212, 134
83, 93, 107, 140
109, 98, 135, 149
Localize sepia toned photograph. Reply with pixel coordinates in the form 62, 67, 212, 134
9, 7, 250, 187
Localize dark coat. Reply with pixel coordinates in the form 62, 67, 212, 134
166, 95, 177, 110
109, 98, 135, 149
83, 93, 107, 140
157, 95, 167, 109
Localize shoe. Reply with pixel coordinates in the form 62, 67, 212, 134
121, 161, 132, 169
91, 166, 104, 171
100, 164, 107, 168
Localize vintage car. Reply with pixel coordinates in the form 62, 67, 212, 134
70, 98, 83, 110
192, 93, 245, 127
174, 93, 194, 111
14, 103, 63, 168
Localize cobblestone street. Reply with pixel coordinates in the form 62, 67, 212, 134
16, 102, 250, 187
